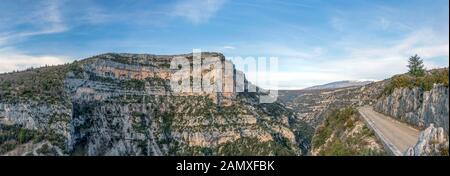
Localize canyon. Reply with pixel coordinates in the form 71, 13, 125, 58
0, 52, 298, 156
0, 52, 448, 156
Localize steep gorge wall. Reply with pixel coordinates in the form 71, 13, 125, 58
0, 53, 300, 156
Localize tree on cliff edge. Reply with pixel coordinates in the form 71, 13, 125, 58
408, 54, 425, 77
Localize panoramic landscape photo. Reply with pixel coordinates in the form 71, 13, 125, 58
0, 0, 448, 156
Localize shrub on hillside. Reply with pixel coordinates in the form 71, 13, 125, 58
381, 68, 449, 97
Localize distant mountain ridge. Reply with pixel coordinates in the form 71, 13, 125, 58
304, 80, 373, 90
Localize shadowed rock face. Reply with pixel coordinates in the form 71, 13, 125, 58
0, 52, 301, 156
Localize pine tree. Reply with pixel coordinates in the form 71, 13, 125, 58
407, 54, 425, 77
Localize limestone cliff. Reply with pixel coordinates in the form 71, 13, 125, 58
405, 124, 448, 156
0, 52, 299, 156
374, 84, 449, 132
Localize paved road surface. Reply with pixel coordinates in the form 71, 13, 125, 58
358, 106, 420, 155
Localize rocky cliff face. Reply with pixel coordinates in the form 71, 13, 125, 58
374, 84, 449, 132
405, 124, 448, 156
0, 52, 299, 156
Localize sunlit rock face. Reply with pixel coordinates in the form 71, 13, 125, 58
405, 124, 448, 156
0, 52, 301, 156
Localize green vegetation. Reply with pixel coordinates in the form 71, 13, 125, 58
0, 124, 40, 154
41, 130, 67, 151
48, 113, 71, 125
122, 79, 146, 90
97, 54, 150, 66
440, 145, 449, 156
159, 63, 171, 68
381, 68, 449, 97
0, 63, 78, 104
99, 54, 133, 65
177, 137, 296, 156
36, 143, 58, 155
66, 61, 84, 78
145, 77, 167, 87
378, 55, 447, 97
312, 107, 385, 156
217, 137, 296, 156
160, 111, 175, 135
318, 138, 352, 156
89, 74, 116, 82
0, 123, 68, 155
312, 107, 356, 148
176, 145, 213, 156
408, 54, 425, 77
259, 102, 289, 117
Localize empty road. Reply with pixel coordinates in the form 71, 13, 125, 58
358, 106, 420, 155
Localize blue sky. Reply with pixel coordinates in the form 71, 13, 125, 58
0, 0, 448, 89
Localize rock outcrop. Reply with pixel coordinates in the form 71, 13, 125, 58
405, 124, 449, 156
375, 84, 449, 132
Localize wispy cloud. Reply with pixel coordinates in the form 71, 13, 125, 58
172, 0, 227, 24
223, 45, 236, 50
0, 0, 68, 47
0, 0, 69, 73
244, 29, 449, 90
0, 48, 69, 73
347, 29, 448, 60
331, 29, 449, 78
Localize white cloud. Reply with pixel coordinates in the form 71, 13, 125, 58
0, 0, 69, 74
316, 29, 448, 81
0, 0, 67, 47
413, 44, 449, 59
0, 48, 69, 73
172, 0, 227, 24
240, 29, 449, 90
223, 45, 236, 50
